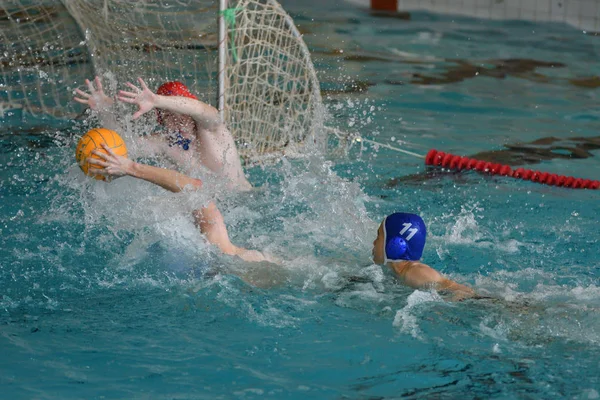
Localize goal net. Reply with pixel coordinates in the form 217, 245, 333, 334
221, 0, 323, 158
0, 0, 324, 159
0, 1, 91, 119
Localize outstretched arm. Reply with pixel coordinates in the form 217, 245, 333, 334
88, 144, 202, 192
117, 77, 221, 130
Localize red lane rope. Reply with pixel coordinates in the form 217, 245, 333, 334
425, 149, 600, 190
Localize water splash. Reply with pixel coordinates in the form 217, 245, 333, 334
392, 290, 443, 339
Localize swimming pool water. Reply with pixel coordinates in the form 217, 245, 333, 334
1, 1, 599, 398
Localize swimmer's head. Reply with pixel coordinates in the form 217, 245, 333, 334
372, 212, 427, 264
155, 81, 197, 126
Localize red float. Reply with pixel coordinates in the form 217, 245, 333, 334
425, 149, 599, 189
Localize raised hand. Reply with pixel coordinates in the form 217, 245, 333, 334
73, 76, 114, 111
87, 143, 134, 179
117, 77, 157, 120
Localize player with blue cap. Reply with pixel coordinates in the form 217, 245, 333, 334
372, 212, 475, 300
382, 212, 427, 263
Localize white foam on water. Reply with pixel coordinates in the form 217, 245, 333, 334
478, 315, 511, 343
430, 202, 529, 255
334, 282, 390, 309
473, 268, 600, 346
392, 290, 443, 339
243, 300, 300, 328
580, 389, 599, 400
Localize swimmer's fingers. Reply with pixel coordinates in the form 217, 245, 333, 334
90, 149, 109, 161
99, 143, 122, 159
73, 96, 89, 105
125, 81, 141, 93
117, 90, 138, 104
131, 110, 144, 120
85, 78, 96, 94
94, 76, 104, 93
137, 77, 149, 91
98, 143, 130, 163
90, 146, 120, 162
86, 157, 109, 168
74, 88, 90, 99
73, 88, 91, 104
88, 168, 113, 181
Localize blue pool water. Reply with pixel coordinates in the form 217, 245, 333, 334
2, 1, 600, 398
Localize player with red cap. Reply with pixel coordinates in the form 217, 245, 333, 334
155, 81, 198, 129
156, 81, 197, 98
74, 76, 252, 191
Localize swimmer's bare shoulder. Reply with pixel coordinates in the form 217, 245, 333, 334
391, 261, 477, 301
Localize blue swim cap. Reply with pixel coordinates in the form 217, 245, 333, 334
383, 213, 427, 262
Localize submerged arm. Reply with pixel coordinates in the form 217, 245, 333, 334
393, 262, 475, 299
436, 278, 476, 299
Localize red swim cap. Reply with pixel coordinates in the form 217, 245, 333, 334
155, 81, 197, 124
156, 81, 197, 100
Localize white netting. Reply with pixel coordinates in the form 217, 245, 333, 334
0, 0, 324, 159
0, 1, 91, 119
223, 0, 324, 157
62, 0, 220, 103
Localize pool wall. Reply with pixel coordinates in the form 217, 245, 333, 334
353, 0, 600, 32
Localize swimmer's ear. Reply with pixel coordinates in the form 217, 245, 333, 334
385, 236, 408, 260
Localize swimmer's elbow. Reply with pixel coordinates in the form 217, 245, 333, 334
192, 106, 222, 129
438, 278, 475, 298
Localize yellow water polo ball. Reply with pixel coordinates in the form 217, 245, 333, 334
75, 128, 128, 181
